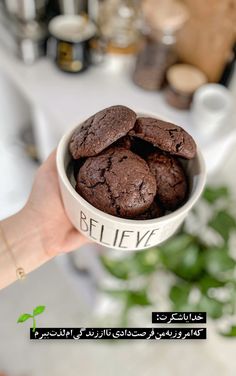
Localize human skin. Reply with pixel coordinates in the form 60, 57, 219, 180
0, 151, 89, 290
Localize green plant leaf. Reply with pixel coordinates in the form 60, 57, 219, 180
105, 289, 129, 300
159, 234, 193, 268
127, 289, 151, 307
198, 275, 225, 293
33, 306, 45, 316
220, 326, 236, 337
100, 250, 160, 280
159, 235, 203, 280
196, 295, 224, 319
203, 247, 235, 278
209, 210, 236, 242
174, 244, 204, 281
169, 283, 191, 309
17, 313, 32, 323
169, 266, 226, 318
203, 186, 229, 203
160, 234, 193, 255
100, 256, 133, 280
105, 289, 151, 307
133, 248, 160, 274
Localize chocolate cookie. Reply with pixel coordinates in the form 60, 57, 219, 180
131, 137, 156, 159
114, 135, 132, 149
129, 117, 196, 159
147, 151, 188, 210
73, 158, 85, 180
76, 147, 157, 218
135, 201, 164, 220
70, 105, 136, 159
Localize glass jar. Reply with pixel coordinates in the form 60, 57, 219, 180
133, 30, 177, 91
96, 0, 142, 52
133, 0, 189, 91
165, 64, 207, 109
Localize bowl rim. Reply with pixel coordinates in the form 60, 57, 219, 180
56, 110, 207, 226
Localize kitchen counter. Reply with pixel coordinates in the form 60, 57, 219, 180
0, 45, 235, 172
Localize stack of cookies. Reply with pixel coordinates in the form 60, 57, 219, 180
69, 105, 196, 220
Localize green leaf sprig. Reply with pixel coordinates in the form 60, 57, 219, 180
17, 305, 45, 332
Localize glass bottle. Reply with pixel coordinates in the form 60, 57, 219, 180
96, 0, 142, 53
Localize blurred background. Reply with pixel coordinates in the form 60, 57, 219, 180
0, 0, 236, 375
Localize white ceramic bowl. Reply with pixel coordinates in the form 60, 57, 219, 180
56, 112, 206, 251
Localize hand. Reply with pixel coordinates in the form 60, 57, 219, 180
0, 151, 89, 289
25, 150, 89, 258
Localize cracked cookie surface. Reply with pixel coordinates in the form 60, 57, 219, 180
69, 105, 136, 159
147, 151, 188, 210
129, 117, 196, 159
76, 147, 157, 218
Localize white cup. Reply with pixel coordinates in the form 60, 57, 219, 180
56, 111, 206, 251
191, 84, 233, 140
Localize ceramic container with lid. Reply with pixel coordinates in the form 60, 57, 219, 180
48, 15, 96, 73
165, 64, 207, 109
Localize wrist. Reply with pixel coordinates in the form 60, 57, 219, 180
1, 207, 51, 287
